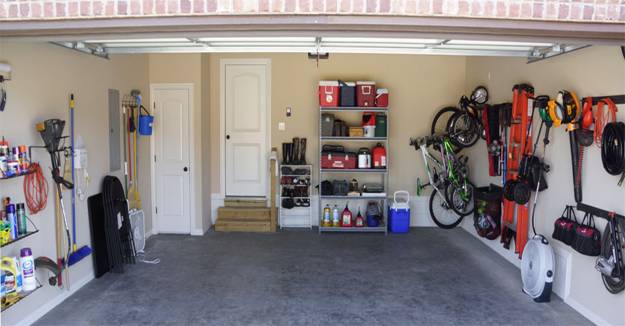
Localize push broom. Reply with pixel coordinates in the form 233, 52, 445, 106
67, 94, 92, 266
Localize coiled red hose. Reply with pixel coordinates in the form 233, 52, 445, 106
23, 163, 49, 214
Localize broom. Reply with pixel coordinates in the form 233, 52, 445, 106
67, 94, 92, 266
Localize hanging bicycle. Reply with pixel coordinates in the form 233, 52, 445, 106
410, 134, 475, 229
430, 86, 489, 149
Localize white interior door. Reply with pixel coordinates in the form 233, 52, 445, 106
154, 86, 191, 234
224, 62, 268, 197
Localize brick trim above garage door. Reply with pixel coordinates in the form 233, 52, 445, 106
1, 0, 624, 22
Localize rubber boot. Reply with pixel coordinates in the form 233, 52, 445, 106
291, 138, 299, 164
284, 143, 292, 165
282, 143, 289, 164
299, 138, 307, 165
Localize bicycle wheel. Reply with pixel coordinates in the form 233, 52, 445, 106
431, 106, 460, 135
600, 218, 625, 294
429, 188, 463, 229
447, 111, 480, 148
445, 183, 475, 217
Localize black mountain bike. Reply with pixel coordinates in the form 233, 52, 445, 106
596, 213, 625, 294
431, 86, 489, 149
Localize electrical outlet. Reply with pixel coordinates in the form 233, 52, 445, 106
278, 122, 286, 131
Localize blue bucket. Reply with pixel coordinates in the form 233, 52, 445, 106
138, 106, 153, 136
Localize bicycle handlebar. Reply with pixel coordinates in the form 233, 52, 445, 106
410, 134, 446, 149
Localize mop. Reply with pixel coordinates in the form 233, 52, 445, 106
67, 94, 92, 266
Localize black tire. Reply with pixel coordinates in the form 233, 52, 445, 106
429, 188, 463, 229
431, 106, 462, 153
600, 219, 625, 294
447, 111, 480, 148
445, 183, 475, 217
431, 106, 460, 136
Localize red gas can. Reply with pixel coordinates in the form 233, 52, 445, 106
372, 143, 387, 169
356, 81, 376, 107
319, 81, 340, 107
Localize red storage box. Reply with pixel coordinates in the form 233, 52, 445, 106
356, 81, 376, 107
319, 81, 340, 107
321, 152, 357, 169
376, 88, 389, 107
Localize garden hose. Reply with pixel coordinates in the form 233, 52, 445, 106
601, 122, 625, 184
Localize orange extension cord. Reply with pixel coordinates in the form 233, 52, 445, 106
23, 162, 49, 214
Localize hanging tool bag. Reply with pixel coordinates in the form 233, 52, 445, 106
573, 213, 602, 256
518, 154, 548, 191
473, 184, 502, 240
552, 205, 578, 246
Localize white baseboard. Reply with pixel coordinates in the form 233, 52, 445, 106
190, 228, 205, 236
17, 273, 94, 326
565, 296, 611, 326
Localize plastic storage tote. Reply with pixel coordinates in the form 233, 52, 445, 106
389, 191, 410, 233
319, 81, 340, 107
339, 81, 356, 107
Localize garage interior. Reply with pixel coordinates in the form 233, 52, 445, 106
1, 27, 624, 326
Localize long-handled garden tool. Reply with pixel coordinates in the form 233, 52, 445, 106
67, 94, 92, 266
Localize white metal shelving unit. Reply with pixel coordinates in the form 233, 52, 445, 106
279, 164, 313, 229
318, 106, 389, 234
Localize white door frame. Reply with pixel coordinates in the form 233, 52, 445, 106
150, 83, 196, 235
219, 58, 272, 198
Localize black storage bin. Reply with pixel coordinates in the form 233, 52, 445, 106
473, 184, 502, 240
339, 81, 356, 107
321, 113, 335, 136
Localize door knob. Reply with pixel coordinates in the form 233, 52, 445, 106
184, 167, 188, 172
226, 135, 230, 140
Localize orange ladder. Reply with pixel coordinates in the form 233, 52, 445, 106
502, 84, 534, 258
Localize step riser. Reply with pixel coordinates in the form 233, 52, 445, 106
218, 208, 271, 222
215, 221, 271, 232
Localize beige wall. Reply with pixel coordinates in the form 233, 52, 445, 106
206, 53, 467, 197
0, 42, 148, 325
463, 46, 625, 325
147, 54, 206, 233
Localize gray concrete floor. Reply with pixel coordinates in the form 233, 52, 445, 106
35, 228, 589, 325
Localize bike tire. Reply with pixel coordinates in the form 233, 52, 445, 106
431, 106, 460, 136
431, 107, 462, 153
445, 183, 475, 217
600, 218, 625, 294
429, 188, 463, 229
447, 111, 480, 148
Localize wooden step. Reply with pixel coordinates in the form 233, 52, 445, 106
217, 207, 271, 221
214, 220, 272, 232
224, 198, 267, 208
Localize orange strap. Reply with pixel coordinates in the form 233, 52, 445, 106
594, 98, 618, 147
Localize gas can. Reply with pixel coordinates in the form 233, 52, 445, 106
372, 143, 387, 169
355, 210, 365, 227
340, 204, 353, 227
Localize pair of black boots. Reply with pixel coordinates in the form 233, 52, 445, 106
282, 137, 307, 165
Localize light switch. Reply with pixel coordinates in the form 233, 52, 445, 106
278, 122, 286, 131
286, 106, 292, 117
